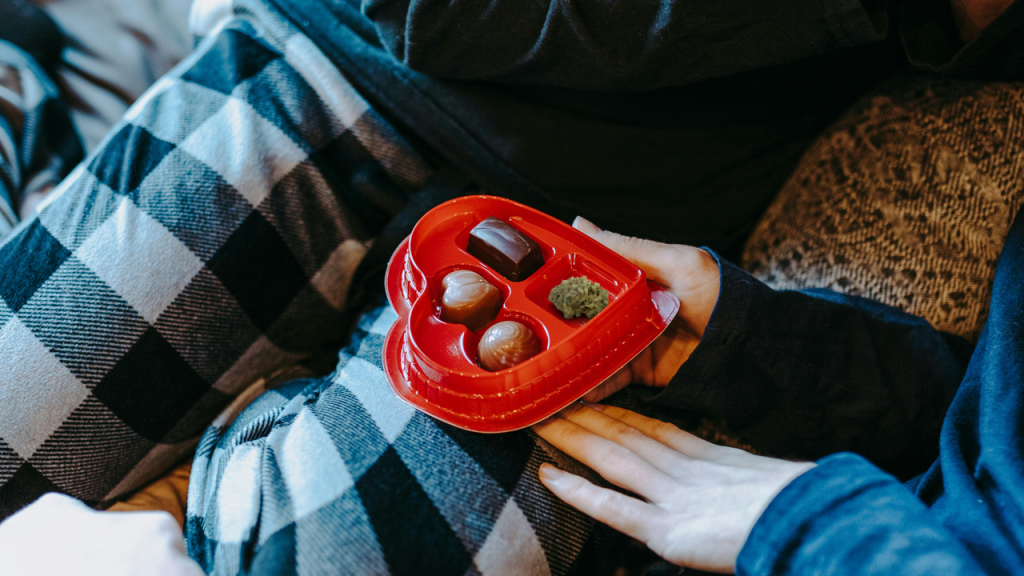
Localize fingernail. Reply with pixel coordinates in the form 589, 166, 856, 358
572, 216, 602, 236
539, 463, 565, 483
581, 401, 605, 412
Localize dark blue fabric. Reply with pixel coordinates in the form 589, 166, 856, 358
268, 0, 1024, 261
266, 0, 909, 259
651, 249, 972, 480
678, 206, 1024, 574
360, 0, 888, 90
902, 0, 1024, 80
0, 0, 65, 73
739, 453, 986, 575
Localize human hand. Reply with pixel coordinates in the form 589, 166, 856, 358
533, 403, 814, 573
572, 217, 720, 402
0, 493, 205, 576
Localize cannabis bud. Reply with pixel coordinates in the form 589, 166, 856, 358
548, 276, 609, 319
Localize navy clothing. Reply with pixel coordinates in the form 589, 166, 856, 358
658, 207, 1024, 574
360, 0, 889, 90
269, 0, 908, 258
648, 253, 972, 481
268, 0, 1024, 261
903, 0, 1024, 80
740, 454, 988, 575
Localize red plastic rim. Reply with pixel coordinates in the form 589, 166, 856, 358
383, 196, 680, 433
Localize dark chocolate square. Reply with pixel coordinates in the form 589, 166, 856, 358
466, 217, 543, 281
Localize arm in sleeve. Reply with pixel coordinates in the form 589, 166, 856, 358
738, 209, 1024, 575
647, 254, 972, 480
359, 0, 888, 90
737, 453, 987, 576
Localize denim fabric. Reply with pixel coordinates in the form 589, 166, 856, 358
739, 453, 986, 575
730, 207, 1024, 574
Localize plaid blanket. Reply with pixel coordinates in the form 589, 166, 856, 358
0, 0, 670, 572
177, 4, 620, 575
187, 303, 605, 575
0, 39, 82, 238
0, 0, 430, 517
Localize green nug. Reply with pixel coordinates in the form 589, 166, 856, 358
549, 277, 609, 319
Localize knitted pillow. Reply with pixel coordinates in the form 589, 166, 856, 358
742, 75, 1024, 342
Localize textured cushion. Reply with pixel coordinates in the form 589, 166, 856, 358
743, 75, 1024, 341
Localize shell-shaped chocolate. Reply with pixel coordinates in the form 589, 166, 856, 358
478, 321, 541, 371
439, 270, 502, 331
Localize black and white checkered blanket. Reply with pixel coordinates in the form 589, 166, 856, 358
187, 304, 602, 575
0, 0, 624, 573
0, 0, 430, 515
0, 39, 82, 239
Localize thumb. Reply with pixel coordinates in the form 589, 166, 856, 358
572, 217, 721, 337
572, 216, 680, 289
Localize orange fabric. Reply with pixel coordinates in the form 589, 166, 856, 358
107, 462, 192, 528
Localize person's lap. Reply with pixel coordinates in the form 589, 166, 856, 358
176, 8, 1024, 576
186, 303, 599, 575
9, 0, 1015, 574
0, 0, 427, 516
0, 1, 650, 573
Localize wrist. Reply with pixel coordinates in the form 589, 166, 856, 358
670, 246, 721, 337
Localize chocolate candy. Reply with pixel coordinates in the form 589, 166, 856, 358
478, 321, 541, 371
467, 217, 544, 281
440, 270, 502, 331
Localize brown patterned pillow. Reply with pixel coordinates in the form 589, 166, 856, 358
742, 75, 1024, 342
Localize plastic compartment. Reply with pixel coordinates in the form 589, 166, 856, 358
524, 254, 630, 329
384, 195, 679, 432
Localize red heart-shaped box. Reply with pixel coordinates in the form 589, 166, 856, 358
383, 196, 680, 433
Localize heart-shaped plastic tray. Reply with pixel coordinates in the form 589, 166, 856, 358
383, 196, 679, 432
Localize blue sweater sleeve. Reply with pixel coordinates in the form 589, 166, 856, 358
737, 453, 986, 575
722, 208, 1024, 575
647, 254, 973, 480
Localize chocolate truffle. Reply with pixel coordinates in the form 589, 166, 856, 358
467, 217, 544, 281
478, 321, 542, 371
439, 270, 502, 331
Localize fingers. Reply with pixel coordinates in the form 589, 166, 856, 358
571, 216, 603, 236
573, 217, 680, 290
533, 414, 676, 499
572, 217, 720, 337
649, 319, 699, 380
579, 324, 694, 399
538, 464, 665, 545
580, 366, 633, 403
561, 404, 686, 475
588, 404, 721, 460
